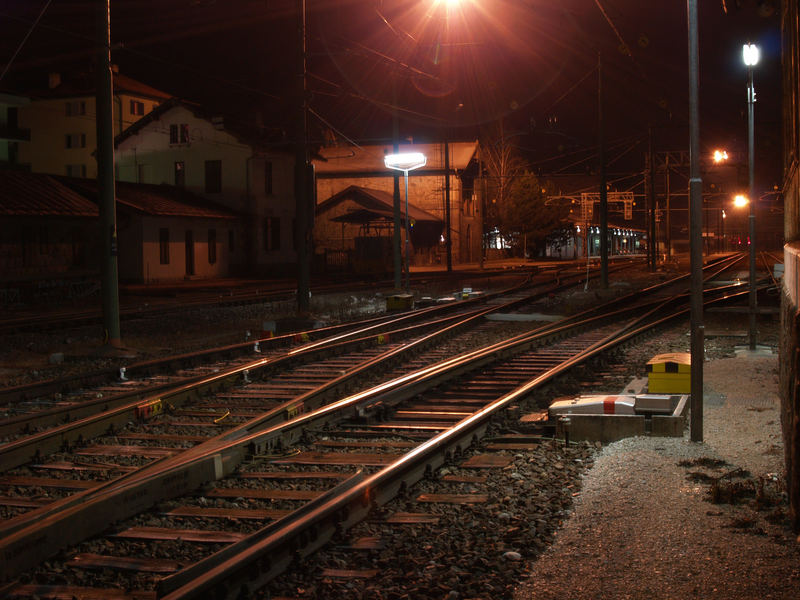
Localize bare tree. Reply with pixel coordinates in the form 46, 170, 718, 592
480, 120, 528, 230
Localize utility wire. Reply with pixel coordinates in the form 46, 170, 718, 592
593, 0, 631, 57
0, 0, 52, 84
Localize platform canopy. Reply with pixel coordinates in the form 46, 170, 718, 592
318, 185, 443, 246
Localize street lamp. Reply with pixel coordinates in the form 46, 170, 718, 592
743, 42, 759, 350
385, 152, 427, 292
733, 193, 749, 209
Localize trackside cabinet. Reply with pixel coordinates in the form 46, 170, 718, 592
646, 352, 691, 394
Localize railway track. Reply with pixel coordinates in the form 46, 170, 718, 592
0, 265, 544, 336
0, 257, 749, 598
0, 266, 624, 520
0, 260, 644, 432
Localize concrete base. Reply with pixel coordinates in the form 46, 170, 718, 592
559, 414, 646, 444
734, 344, 774, 357
551, 381, 688, 444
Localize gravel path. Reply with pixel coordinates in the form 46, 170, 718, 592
515, 351, 800, 600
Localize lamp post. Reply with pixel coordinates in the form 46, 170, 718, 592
743, 42, 759, 351
385, 152, 427, 292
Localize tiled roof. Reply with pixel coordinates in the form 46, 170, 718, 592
23, 71, 172, 101
314, 142, 479, 175
0, 170, 98, 217
317, 185, 442, 224
0, 170, 239, 220
115, 181, 239, 219
56, 177, 239, 220
115, 97, 286, 151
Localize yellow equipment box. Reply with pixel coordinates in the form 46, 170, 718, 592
646, 352, 691, 394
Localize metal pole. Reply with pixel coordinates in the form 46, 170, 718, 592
404, 170, 410, 293
687, 0, 704, 442
747, 64, 757, 350
445, 140, 452, 271
294, 0, 311, 314
96, 0, 121, 348
392, 84, 402, 291
648, 125, 657, 271
665, 154, 671, 258
598, 52, 608, 288
478, 145, 484, 269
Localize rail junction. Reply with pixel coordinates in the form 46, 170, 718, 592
0, 254, 779, 600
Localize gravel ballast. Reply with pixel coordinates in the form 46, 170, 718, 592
515, 351, 800, 600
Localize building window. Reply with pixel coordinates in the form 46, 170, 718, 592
205, 160, 222, 193
65, 101, 86, 116
130, 100, 144, 116
65, 164, 86, 177
159, 228, 170, 264
264, 217, 280, 251
264, 161, 273, 195
65, 133, 86, 149
174, 161, 185, 187
208, 229, 217, 264
228, 229, 235, 252
39, 226, 49, 254
169, 123, 190, 144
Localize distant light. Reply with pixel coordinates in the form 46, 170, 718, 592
713, 149, 728, 163
743, 43, 760, 67
385, 152, 426, 172
733, 194, 749, 208
576, 225, 581, 233
722, 209, 727, 219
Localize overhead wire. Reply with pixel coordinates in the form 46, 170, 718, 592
0, 0, 52, 84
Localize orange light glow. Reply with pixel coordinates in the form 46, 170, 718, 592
733, 194, 749, 208
713, 149, 728, 163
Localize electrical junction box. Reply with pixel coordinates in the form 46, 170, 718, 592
646, 352, 691, 394
386, 294, 414, 311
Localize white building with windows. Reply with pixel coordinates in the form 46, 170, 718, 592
14, 69, 171, 178
115, 98, 296, 277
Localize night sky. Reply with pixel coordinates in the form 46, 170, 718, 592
0, 0, 784, 187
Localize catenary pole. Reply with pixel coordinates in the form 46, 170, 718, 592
295, 0, 311, 314
747, 56, 757, 350
688, 0, 704, 442
598, 52, 608, 288
96, 0, 121, 347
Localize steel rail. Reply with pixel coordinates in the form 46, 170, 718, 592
0, 271, 607, 542
0, 265, 542, 335
0, 277, 515, 407
0, 305, 489, 473
0, 261, 633, 466
157, 287, 746, 599
0, 272, 664, 582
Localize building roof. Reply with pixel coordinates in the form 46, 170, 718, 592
314, 142, 479, 176
0, 169, 239, 220
317, 185, 442, 225
318, 185, 443, 247
23, 71, 172, 101
0, 170, 98, 217
115, 97, 286, 151
57, 177, 240, 220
